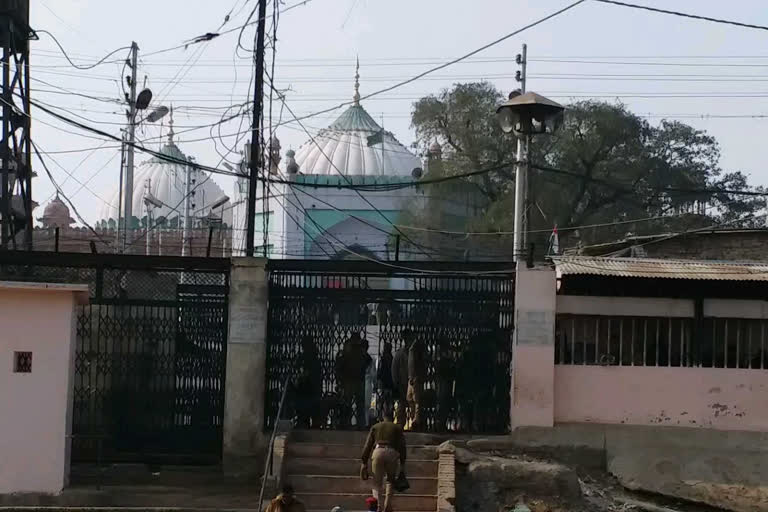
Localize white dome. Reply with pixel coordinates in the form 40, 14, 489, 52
100, 140, 231, 226
293, 104, 421, 177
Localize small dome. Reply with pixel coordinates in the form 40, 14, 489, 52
39, 194, 74, 228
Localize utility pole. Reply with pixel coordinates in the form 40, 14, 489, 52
512, 43, 528, 260
115, 132, 125, 251
181, 158, 196, 257
245, 0, 268, 258
122, 41, 139, 252
0, 1, 32, 250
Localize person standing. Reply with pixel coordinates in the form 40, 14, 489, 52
360, 412, 407, 512
264, 484, 306, 512
336, 333, 371, 428
296, 335, 322, 429
377, 342, 395, 420
391, 330, 412, 426
435, 340, 455, 432
407, 332, 426, 430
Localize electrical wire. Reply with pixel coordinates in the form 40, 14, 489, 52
272, 0, 587, 126
593, 0, 768, 32
37, 30, 130, 70
31, 141, 114, 249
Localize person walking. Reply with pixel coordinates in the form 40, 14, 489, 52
264, 484, 306, 512
360, 412, 407, 512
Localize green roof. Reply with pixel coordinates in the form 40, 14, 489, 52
329, 105, 382, 132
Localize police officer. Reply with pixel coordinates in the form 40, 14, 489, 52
360, 411, 407, 512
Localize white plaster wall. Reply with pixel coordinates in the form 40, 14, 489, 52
0, 284, 85, 494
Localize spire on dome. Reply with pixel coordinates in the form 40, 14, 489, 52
353, 57, 360, 106
167, 105, 175, 144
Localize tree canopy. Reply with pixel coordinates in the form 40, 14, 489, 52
406, 82, 766, 255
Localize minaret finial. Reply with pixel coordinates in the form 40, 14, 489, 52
353, 56, 360, 106
167, 105, 175, 144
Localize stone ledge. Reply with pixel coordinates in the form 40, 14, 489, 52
437, 450, 456, 512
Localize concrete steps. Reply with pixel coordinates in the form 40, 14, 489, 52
291, 475, 437, 495
286, 442, 438, 460
284, 430, 440, 511
286, 457, 438, 476
296, 492, 437, 511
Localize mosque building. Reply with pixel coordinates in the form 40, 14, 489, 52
231, 64, 482, 261
33, 66, 482, 259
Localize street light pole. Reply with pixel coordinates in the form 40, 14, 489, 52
496, 91, 565, 263
514, 43, 528, 261
513, 134, 529, 261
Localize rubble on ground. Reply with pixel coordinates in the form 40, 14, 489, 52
441, 441, 725, 512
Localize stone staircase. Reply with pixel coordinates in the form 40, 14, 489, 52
284, 430, 441, 512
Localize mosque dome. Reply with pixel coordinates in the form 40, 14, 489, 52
39, 193, 74, 228
100, 117, 231, 226
292, 61, 421, 177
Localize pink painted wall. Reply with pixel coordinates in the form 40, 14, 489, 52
554, 365, 768, 431
511, 266, 557, 429
0, 283, 85, 494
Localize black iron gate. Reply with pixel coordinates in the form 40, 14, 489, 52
265, 260, 514, 434
0, 251, 229, 464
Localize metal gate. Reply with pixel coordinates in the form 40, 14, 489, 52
265, 260, 514, 434
0, 252, 229, 464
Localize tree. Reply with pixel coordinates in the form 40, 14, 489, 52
408, 82, 766, 254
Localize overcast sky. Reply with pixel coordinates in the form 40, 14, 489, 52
29, 0, 768, 224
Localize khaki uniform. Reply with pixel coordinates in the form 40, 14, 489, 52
362, 421, 407, 512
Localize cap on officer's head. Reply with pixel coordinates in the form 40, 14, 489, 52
330, 507, 344, 512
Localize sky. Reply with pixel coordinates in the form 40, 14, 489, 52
27, 0, 768, 225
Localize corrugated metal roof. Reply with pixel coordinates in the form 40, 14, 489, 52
553, 257, 768, 281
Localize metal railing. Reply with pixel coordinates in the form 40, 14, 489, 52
258, 374, 292, 508
556, 314, 768, 370
556, 315, 694, 367
703, 318, 768, 369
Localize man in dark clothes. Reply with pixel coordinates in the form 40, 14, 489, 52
407, 332, 427, 430
377, 341, 395, 419
361, 412, 407, 512
336, 333, 371, 428
296, 335, 322, 429
391, 330, 412, 427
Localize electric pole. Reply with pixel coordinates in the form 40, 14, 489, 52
245, 0, 268, 258
512, 43, 528, 260
181, 157, 196, 257
122, 41, 139, 252
0, 1, 32, 250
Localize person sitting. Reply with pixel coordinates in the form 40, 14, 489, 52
365, 496, 379, 511
265, 484, 306, 512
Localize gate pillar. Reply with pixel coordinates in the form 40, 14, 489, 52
511, 263, 557, 429
223, 257, 269, 472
